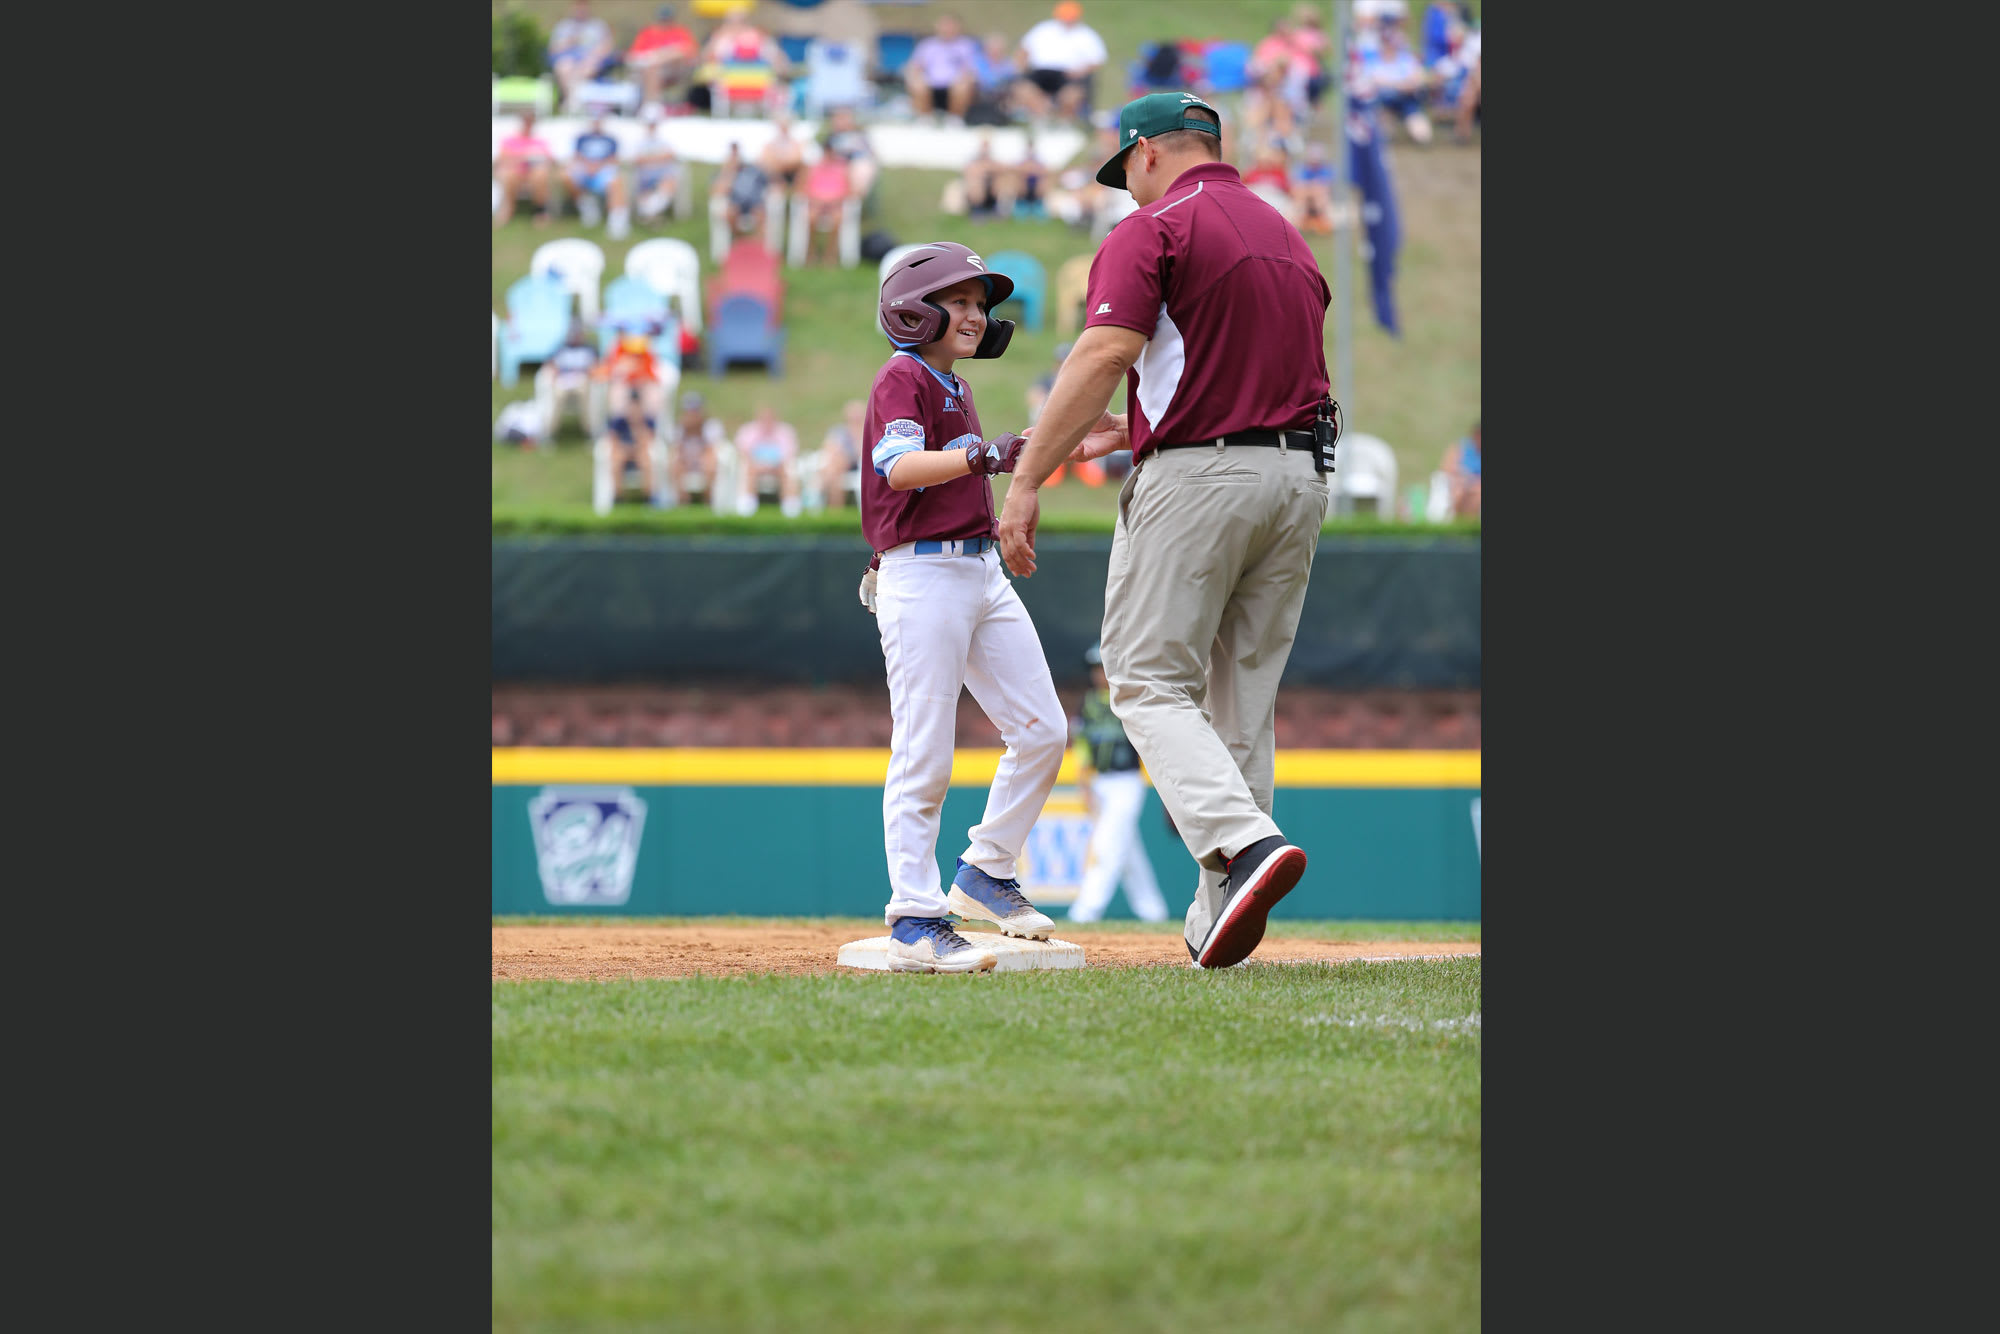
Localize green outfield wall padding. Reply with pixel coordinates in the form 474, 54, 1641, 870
491, 536, 1479, 688
493, 783, 1481, 921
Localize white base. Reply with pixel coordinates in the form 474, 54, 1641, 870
839, 931, 1086, 973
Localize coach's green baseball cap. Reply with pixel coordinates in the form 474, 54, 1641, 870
1096, 91, 1223, 188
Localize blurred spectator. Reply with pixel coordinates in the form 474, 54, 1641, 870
1295, 140, 1336, 235
1421, 1, 1464, 67
1243, 142, 1293, 194
1442, 420, 1480, 517
816, 400, 867, 511
703, 8, 790, 117
820, 106, 878, 200
669, 390, 725, 508
906, 13, 982, 124
538, 318, 601, 441
759, 112, 806, 244
1250, 15, 1310, 114
733, 404, 803, 518
1241, 142, 1298, 224
602, 333, 666, 501
1014, 3, 1107, 124
961, 135, 1026, 221
1452, 25, 1481, 143
1362, 15, 1436, 143
1240, 62, 1301, 158
631, 105, 688, 224
1351, 0, 1402, 63
564, 114, 630, 238
803, 148, 852, 265
627, 5, 700, 109
1424, 3, 1477, 119
759, 111, 806, 193
1044, 123, 1139, 239
1353, 0, 1409, 38
970, 32, 1021, 124
714, 141, 770, 239
1024, 341, 1103, 486
1026, 342, 1072, 425
549, 0, 619, 108
1046, 124, 1113, 231
494, 112, 557, 228
1289, 5, 1331, 106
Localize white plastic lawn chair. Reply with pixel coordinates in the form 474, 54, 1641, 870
1426, 471, 1454, 522
1331, 433, 1398, 517
787, 191, 861, 268
624, 237, 703, 337
529, 237, 607, 322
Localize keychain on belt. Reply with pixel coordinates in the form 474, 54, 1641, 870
1313, 395, 1343, 475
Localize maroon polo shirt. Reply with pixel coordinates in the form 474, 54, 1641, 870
1083, 161, 1332, 460
860, 351, 995, 553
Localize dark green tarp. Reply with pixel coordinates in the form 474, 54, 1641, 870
492, 536, 1479, 688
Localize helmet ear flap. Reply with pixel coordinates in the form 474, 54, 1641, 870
973, 317, 1014, 360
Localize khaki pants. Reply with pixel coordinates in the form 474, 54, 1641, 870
1099, 442, 1330, 954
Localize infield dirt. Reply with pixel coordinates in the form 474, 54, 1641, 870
493, 924, 1481, 980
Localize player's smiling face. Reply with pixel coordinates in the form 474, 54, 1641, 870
923, 277, 989, 364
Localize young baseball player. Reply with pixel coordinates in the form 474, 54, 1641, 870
1066, 643, 1168, 924
860, 242, 1068, 974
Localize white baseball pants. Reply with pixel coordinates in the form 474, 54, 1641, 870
876, 545, 1066, 926
1067, 769, 1168, 923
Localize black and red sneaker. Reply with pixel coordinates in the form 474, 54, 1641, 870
1193, 835, 1308, 969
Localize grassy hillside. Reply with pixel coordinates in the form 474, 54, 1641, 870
492, 0, 1480, 523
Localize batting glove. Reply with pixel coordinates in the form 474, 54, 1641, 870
964, 433, 1028, 477
859, 565, 879, 615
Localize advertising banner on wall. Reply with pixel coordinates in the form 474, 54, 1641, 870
492, 749, 1480, 921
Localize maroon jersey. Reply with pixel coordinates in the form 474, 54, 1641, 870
1083, 161, 1332, 461
860, 350, 996, 552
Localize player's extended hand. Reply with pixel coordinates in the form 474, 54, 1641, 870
998, 481, 1041, 578
964, 433, 1028, 476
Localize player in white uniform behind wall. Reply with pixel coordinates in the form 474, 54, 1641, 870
859, 242, 1067, 974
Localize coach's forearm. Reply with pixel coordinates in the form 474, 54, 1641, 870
885, 447, 974, 490
1013, 333, 1135, 489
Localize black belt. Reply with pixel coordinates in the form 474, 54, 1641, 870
1152, 429, 1316, 451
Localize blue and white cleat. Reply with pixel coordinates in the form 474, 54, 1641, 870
886, 916, 999, 973
947, 858, 1055, 940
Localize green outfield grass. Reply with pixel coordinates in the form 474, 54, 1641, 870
492, 953, 1480, 1332
493, 0, 1480, 527
493, 914, 1483, 942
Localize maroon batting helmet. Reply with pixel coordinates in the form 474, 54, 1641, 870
878, 242, 1017, 359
